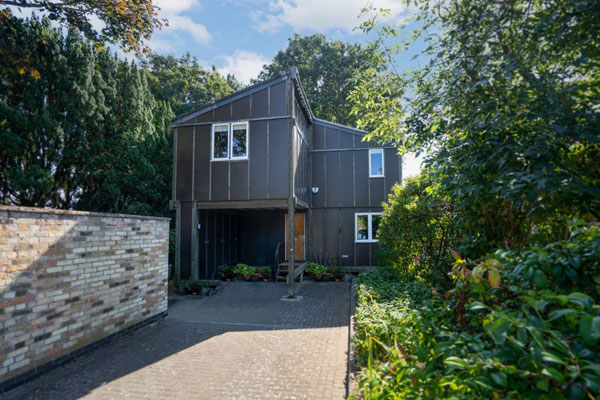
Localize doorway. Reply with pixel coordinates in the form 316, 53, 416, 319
285, 213, 305, 260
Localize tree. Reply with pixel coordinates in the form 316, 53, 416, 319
258, 33, 381, 126
351, 1, 600, 255
142, 53, 236, 117
0, 0, 165, 55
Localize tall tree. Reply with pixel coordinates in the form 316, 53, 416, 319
142, 53, 236, 117
351, 1, 600, 253
258, 33, 380, 126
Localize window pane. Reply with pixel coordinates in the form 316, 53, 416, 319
371, 215, 382, 240
213, 125, 228, 159
370, 151, 383, 176
356, 215, 368, 241
232, 124, 247, 158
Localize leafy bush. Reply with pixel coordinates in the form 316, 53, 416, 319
233, 264, 255, 277
256, 266, 272, 279
218, 265, 235, 280
352, 223, 600, 399
306, 263, 327, 276
378, 173, 458, 288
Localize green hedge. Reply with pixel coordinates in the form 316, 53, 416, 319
352, 223, 600, 399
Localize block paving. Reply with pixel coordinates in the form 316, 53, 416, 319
5, 281, 351, 399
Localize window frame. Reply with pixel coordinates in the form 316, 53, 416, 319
355, 212, 383, 243
211, 121, 250, 161
368, 148, 385, 178
230, 121, 249, 160
211, 123, 230, 161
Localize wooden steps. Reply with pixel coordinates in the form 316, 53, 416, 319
276, 261, 307, 282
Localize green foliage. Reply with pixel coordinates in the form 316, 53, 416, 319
258, 33, 381, 126
256, 266, 272, 279
233, 264, 255, 277
218, 265, 235, 280
350, 0, 600, 252
0, 0, 164, 55
352, 224, 600, 399
306, 263, 327, 276
378, 173, 458, 288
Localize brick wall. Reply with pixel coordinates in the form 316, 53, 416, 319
0, 206, 170, 383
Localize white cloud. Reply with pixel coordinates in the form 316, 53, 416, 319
253, 0, 411, 34
217, 50, 269, 84
152, 0, 211, 47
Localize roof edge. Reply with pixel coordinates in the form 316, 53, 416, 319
172, 71, 292, 126
313, 118, 368, 135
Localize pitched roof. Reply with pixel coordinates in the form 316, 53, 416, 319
172, 67, 314, 126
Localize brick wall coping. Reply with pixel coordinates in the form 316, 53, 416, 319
0, 205, 171, 222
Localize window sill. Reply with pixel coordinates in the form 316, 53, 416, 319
369, 175, 385, 178
210, 158, 249, 162
355, 240, 379, 243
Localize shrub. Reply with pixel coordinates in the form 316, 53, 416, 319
257, 266, 272, 279
378, 173, 458, 288
218, 265, 235, 280
352, 223, 600, 399
233, 263, 255, 277
306, 262, 327, 276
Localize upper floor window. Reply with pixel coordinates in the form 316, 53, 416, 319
355, 212, 382, 243
369, 149, 384, 177
211, 122, 248, 161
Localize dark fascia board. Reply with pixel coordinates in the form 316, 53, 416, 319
172, 72, 291, 126
313, 118, 368, 136
289, 67, 314, 123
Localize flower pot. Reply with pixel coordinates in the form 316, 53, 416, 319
263, 279, 269, 282
243, 275, 251, 281
201, 287, 210, 296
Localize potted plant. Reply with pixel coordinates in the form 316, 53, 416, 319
234, 264, 255, 281
257, 266, 272, 281
331, 266, 344, 282
218, 265, 235, 282
306, 263, 327, 281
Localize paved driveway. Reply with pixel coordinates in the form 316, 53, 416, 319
5, 282, 351, 399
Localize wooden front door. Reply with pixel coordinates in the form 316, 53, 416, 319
285, 213, 305, 260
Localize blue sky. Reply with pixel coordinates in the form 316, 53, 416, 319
151, 0, 419, 83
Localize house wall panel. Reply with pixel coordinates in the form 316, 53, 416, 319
370, 178, 385, 207
313, 124, 325, 150
194, 125, 211, 201
232, 96, 251, 120
211, 162, 229, 201
339, 208, 355, 266
268, 119, 289, 199
176, 127, 193, 201
354, 149, 369, 206
325, 208, 340, 263
214, 104, 230, 121
325, 152, 340, 206
252, 88, 269, 118
269, 82, 286, 116
384, 148, 400, 200
312, 153, 326, 208
249, 120, 268, 199
340, 152, 354, 207
230, 161, 249, 200
196, 110, 212, 122
325, 127, 340, 150
180, 203, 192, 278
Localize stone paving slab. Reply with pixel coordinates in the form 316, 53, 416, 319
4, 282, 350, 400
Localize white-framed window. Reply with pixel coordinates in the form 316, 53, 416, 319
355, 212, 382, 243
369, 149, 384, 177
211, 121, 249, 161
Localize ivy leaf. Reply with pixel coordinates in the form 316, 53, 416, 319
579, 316, 600, 347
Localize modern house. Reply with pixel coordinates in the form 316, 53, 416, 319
171, 67, 402, 281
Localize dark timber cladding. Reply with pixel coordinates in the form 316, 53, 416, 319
171, 68, 403, 280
